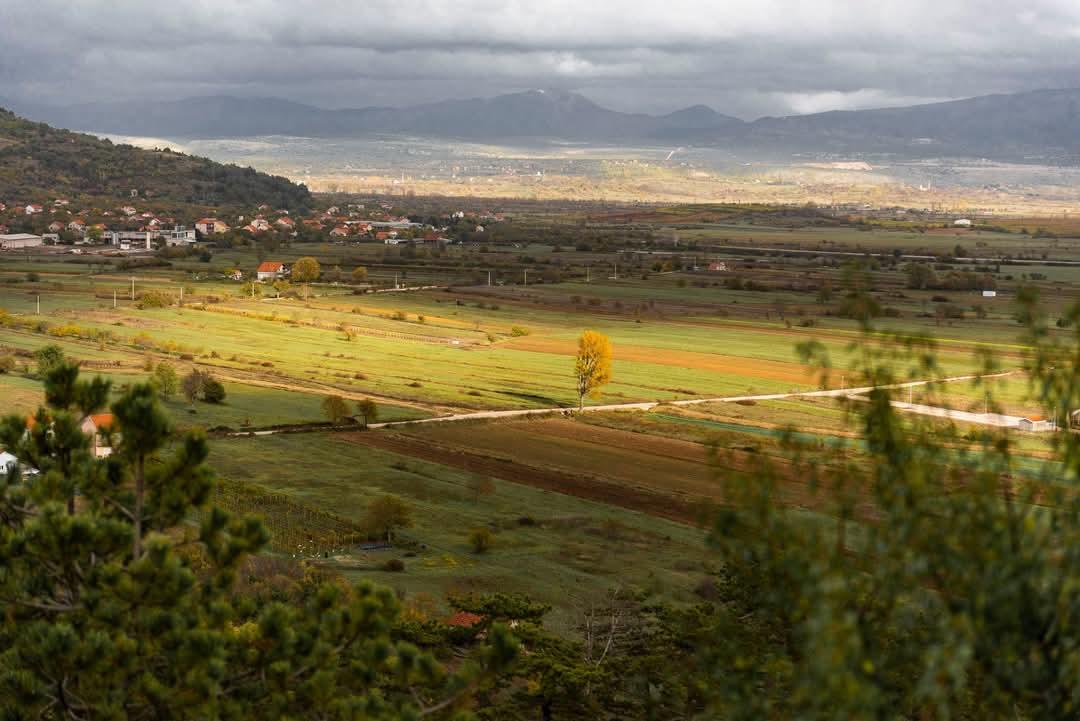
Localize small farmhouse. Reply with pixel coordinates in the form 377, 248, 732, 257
256, 261, 287, 281
80, 413, 118, 458
953, 218, 972, 227
195, 218, 230, 235
1018, 416, 1054, 432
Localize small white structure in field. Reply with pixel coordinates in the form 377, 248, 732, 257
1018, 416, 1054, 432
982, 290, 997, 298
953, 218, 972, 227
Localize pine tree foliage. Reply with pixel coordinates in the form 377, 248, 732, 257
0, 363, 516, 720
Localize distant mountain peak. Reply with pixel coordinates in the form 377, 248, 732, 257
10, 87, 1080, 160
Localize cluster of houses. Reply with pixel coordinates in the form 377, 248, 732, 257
1, 412, 117, 479
1, 195, 507, 254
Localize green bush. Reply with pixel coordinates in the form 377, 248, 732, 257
468, 527, 494, 554
202, 378, 227, 404
137, 290, 173, 309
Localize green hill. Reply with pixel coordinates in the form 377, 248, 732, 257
0, 108, 311, 211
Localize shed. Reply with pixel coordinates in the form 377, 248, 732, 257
1018, 416, 1054, 432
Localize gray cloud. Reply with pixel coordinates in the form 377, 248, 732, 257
2, 0, 1079, 118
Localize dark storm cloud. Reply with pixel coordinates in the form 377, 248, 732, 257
2, 0, 1079, 118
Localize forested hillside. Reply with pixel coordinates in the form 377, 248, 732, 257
0, 109, 311, 211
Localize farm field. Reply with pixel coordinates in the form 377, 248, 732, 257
2, 202, 1076, 627
204, 431, 720, 628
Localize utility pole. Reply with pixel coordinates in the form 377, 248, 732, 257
613, 262, 618, 280
113, 290, 117, 308
487, 270, 491, 287
36, 294, 40, 314
586, 265, 590, 283
524, 269, 528, 286
179, 286, 184, 303
130, 277, 135, 300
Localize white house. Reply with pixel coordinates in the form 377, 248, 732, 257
196, 218, 230, 235
0, 233, 44, 250
80, 413, 118, 458
25, 204, 43, 215
0, 451, 18, 475
1018, 416, 1054, 432
256, 261, 287, 281
953, 218, 972, 227
162, 226, 197, 246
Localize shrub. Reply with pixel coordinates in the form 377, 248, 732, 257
509, 326, 531, 337
202, 379, 226, 404
137, 290, 173, 309
0, 355, 15, 374
468, 527, 494, 554
382, 559, 405, 572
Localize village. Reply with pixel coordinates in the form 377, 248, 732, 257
0, 196, 501, 254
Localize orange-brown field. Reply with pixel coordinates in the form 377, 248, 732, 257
502, 336, 816, 385
343, 417, 865, 524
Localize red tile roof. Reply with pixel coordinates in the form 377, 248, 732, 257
444, 611, 484, 628
88, 413, 116, 430
257, 261, 284, 273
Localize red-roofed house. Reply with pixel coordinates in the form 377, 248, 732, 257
256, 261, 287, 281
80, 413, 118, 458
330, 225, 350, 237
195, 218, 230, 235
275, 217, 295, 229
25, 204, 43, 215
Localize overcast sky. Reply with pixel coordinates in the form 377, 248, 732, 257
2, 0, 1079, 119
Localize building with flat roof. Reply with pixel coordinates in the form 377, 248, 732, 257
0, 233, 44, 250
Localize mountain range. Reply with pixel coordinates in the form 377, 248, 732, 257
7, 87, 1080, 161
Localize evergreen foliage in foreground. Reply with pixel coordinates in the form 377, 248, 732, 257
0, 366, 515, 720
0, 289, 1078, 720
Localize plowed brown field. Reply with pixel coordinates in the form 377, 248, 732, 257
342, 419, 872, 524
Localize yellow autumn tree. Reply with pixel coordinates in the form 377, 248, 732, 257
574, 330, 612, 411
291, 256, 321, 298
